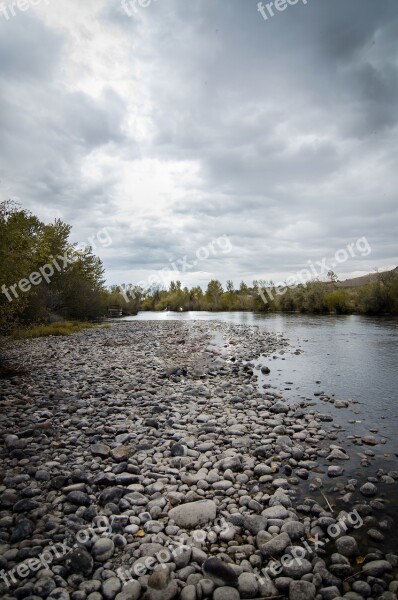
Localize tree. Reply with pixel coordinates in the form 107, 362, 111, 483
205, 280, 223, 309
226, 280, 234, 293
0, 200, 108, 332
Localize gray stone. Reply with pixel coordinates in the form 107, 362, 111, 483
91, 538, 115, 562
270, 400, 289, 414
10, 517, 34, 543
170, 443, 188, 457
327, 449, 349, 461
180, 585, 196, 600
34, 578, 57, 596
360, 482, 378, 497
174, 545, 192, 569
262, 505, 289, 519
281, 521, 305, 540
213, 588, 240, 600
319, 586, 341, 599
169, 500, 216, 529
47, 590, 71, 600
67, 491, 90, 506
66, 547, 94, 576
203, 557, 238, 587
115, 580, 141, 600
101, 577, 122, 600
335, 536, 359, 558
258, 577, 279, 596
142, 580, 178, 600
328, 466, 344, 477
289, 580, 316, 600
13, 498, 39, 512
260, 532, 291, 557
352, 581, 371, 597
362, 560, 392, 577
238, 572, 258, 598
199, 579, 215, 596
91, 443, 111, 458
283, 558, 313, 579
367, 528, 385, 541
243, 514, 267, 535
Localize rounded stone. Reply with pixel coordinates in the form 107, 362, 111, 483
169, 500, 217, 529
283, 558, 313, 579
335, 535, 359, 557
360, 482, 378, 497
213, 587, 240, 600
352, 580, 372, 597
115, 580, 141, 600
281, 521, 305, 540
91, 538, 115, 562
66, 547, 94, 576
203, 557, 238, 588
289, 580, 316, 600
101, 577, 122, 600
48, 590, 71, 600
238, 572, 258, 598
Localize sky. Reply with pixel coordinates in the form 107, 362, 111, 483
0, 0, 397, 290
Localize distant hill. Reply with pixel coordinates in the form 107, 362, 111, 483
336, 267, 398, 288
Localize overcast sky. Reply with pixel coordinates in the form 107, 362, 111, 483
1, 0, 397, 289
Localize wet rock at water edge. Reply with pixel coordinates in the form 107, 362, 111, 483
328, 465, 344, 477
360, 481, 378, 496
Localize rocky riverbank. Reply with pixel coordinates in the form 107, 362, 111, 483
0, 321, 397, 600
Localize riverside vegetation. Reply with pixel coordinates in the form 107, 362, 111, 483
130, 273, 398, 316
1, 202, 397, 344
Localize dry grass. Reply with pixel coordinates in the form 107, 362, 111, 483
11, 321, 107, 339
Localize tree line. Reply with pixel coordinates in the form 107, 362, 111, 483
110, 273, 398, 316
1, 201, 397, 338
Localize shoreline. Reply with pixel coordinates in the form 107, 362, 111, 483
0, 321, 397, 600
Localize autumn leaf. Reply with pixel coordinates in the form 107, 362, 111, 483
134, 530, 145, 537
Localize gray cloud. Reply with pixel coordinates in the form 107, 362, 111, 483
0, 0, 397, 289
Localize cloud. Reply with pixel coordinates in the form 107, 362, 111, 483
0, 0, 397, 288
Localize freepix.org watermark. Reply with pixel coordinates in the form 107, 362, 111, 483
258, 236, 371, 306
1, 228, 112, 303
0, 0, 50, 21
257, 0, 308, 22
260, 509, 363, 583
121, 0, 159, 17
119, 234, 232, 302
117, 519, 231, 586
0, 516, 112, 588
